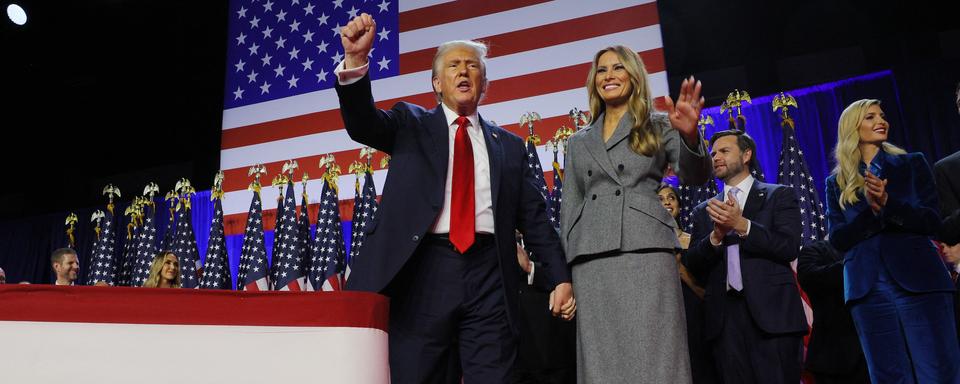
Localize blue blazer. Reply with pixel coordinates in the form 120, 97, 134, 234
335, 75, 570, 329
685, 181, 809, 339
825, 151, 953, 303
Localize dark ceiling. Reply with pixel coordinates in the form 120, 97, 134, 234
1, 0, 958, 220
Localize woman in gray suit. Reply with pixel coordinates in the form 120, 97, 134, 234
560, 45, 712, 383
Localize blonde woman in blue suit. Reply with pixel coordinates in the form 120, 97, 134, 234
826, 99, 960, 383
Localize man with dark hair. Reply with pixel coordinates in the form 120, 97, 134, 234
684, 129, 808, 383
935, 82, 960, 344
51, 248, 79, 285
937, 82, 960, 247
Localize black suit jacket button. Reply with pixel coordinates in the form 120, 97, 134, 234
618, 164, 624, 171
592, 194, 597, 200
615, 190, 621, 196
412, 234, 420, 242
587, 170, 593, 176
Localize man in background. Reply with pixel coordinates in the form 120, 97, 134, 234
51, 248, 79, 286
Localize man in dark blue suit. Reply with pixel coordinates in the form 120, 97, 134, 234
334, 14, 574, 384
684, 130, 808, 384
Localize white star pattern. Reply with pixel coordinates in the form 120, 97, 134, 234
226, 0, 399, 113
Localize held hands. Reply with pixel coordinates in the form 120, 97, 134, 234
864, 171, 888, 214
341, 13, 376, 69
549, 282, 576, 321
663, 76, 705, 145
707, 191, 747, 241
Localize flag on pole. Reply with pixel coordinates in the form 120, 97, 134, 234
272, 179, 306, 291
345, 169, 377, 283
172, 182, 201, 289
87, 205, 117, 286
776, 122, 826, 245
269, 180, 285, 283
296, 179, 313, 279
548, 147, 563, 231
116, 213, 142, 287
307, 174, 345, 291
130, 199, 159, 287
160, 192, 177, 252
236, 188, 270, 291
200, 197, 232, 290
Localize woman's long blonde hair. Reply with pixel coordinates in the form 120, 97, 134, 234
586, 45, 660, 156
142, 251, 181, 288
832, 99, 905, 209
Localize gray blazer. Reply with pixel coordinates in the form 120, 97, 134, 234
560, 111, 712, 263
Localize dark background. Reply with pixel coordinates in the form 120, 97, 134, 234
1, 0, 958, 220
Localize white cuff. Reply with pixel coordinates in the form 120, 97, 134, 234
334, 60, 369, 85
527, 262, 535, 285
737, 220, 752, 238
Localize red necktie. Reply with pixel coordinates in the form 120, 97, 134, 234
450, 116, 475, 253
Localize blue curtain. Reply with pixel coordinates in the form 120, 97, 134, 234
698, 70, 922, 197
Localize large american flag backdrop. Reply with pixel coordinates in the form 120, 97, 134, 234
218, 0, 670, 239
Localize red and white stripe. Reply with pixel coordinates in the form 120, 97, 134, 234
0, 285, 389, 383
220, 0, 670, 235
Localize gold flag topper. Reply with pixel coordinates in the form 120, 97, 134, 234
165, 190, 178, 207
301, 172, 310, 199
348, 160, 366, 177
552, 125, 575, 153
143, 182, 159, 199
212, 171, 225, 201
282, 159, 299, 178
91, 210, 105, 241
697, 114, 715, 142
720, 89, 752, 118
520, 112, 541, 145
248, 164, 267, 192
380, 155, 391, 169
65, 213, 78, 248
102, 184, 121, 205
360, 147, 377, 168
772, 92, 798, 120
176, 178, 196, 210
319, 154, 342, 187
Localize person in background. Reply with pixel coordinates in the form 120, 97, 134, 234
50, 248, 79, 286
935, 82, 960, 344
796, 239, 869, 384
513, 233, 577, 384
658, 183, 718, 384
142, 251, 181, 288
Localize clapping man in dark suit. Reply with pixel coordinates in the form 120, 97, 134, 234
684, 130, 808, 384
936, 82, 960, 344
335, 14, 575, 384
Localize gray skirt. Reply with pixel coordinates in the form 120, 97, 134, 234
572, 250, 692, 384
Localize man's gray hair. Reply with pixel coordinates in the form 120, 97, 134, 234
431, 40, 490, 102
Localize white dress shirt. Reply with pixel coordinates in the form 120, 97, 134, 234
335, 60, 495, 234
